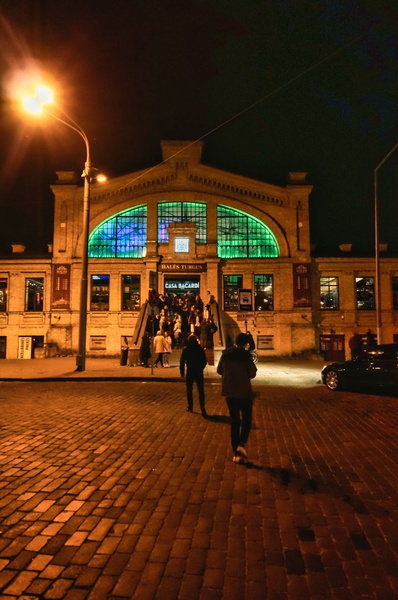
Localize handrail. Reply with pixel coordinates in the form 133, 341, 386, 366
132, 300, 149, 346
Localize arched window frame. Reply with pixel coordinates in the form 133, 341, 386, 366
217, 205, 279, 258
88, 205, 147, 258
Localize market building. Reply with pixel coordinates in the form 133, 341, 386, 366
0, 140, 397, 361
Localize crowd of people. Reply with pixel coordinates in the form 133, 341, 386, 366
140, 291, 258, 465
140, 290, 218, 367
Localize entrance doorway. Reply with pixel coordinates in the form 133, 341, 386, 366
164, 276, 200, 297
320, 335, 345, 361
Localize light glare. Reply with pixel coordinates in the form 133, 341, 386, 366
22, 96, 43, 114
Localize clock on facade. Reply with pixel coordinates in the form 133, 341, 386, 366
174, 237, 190, 253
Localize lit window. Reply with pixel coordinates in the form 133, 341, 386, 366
0, 278, 8, 312
88, 205, 147, 258
91, 275, 110, 311
174, 237, 190, 253
25, 278, 44, 312
121, 275, 140, 311
158, 202, 207, 243
217, 205, 279, 258
356, 277, 375, 310
320, 277, 339, 310
223, 274, 242, 311
254, 275, 273, 310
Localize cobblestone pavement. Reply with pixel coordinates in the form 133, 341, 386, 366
0, 380, 397, 600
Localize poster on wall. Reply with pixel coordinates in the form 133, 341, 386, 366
18, 336, 32, 359
238, 289, 253, 311
52, 264, 71, 309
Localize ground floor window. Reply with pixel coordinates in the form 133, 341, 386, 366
223, 274, 242, 311
0, 278, 8, 312
25, 277, 44, 311
392, 276, 398, 310
91, 275, 110, 311
0, 336, 6, 359
254, 274, 273, 310
355, 276, 374, 310
121, 275, 140, 311
320, 276, 339, 310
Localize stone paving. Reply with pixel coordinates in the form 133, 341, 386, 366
0, 377, 397, 599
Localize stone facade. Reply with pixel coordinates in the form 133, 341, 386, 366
0, 140, 396, 360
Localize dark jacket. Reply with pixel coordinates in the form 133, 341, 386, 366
217, 346, 257, 399
180, 339, 207, 377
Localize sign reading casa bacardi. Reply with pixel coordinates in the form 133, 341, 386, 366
159, 263, 206, 272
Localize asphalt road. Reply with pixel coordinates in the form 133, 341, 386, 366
0, 380, 397, 599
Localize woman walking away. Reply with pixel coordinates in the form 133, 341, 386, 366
153, 330, 166, 367
217, 333, 257, 463
163, 331, 172, 367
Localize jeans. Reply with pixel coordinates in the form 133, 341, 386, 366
186, 373, 205, 412
226, 397, 253, 452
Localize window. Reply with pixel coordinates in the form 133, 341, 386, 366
91, 275, 110, 311
392, 276, 398, 310
0, 278, 8, 312
320, 277, 339, 310
121, 275, 140, 311
25, 277, 44, 312
356, 277, 375, 310
223, 274, 242, 311
88, 205, 147, 258
254, 275, 273, 310
217, 205, 279, 258
158, 202, 207, 243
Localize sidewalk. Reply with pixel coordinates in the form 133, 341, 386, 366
0, 356, 323, 385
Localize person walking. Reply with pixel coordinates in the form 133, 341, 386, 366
180, 335, 208, 417
139, 332, 151, 367
163, 331, 172, 367
349, 332, 362, 359
153, 330, 166, 367
217, 332, 257, 463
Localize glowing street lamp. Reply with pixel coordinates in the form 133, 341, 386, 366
23, 85, 97, 372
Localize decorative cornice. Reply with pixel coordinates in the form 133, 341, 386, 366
92, 169, 285, 207
188, 173, 285, 206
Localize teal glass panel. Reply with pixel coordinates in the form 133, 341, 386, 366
217, 205, 279, 258
88, 205, 147, 258
158, 202, 207, 243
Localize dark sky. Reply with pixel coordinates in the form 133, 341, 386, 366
1, 0, 398, 254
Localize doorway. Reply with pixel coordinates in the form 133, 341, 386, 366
320, 335, 345, 361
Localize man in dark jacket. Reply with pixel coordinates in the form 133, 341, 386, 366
180, 335, 208, 417
217, 332, 257, 463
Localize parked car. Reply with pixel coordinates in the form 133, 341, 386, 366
321, 344, 398, 392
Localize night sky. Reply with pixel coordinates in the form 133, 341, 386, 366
1, 0, 398, 254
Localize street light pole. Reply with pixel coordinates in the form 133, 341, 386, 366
22, 86, 99, 371
43, 110, 92, 371
374, 140, 398, 345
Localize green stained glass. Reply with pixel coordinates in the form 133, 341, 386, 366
88, 205, 147, 258
217, 205, 279, 258
158, 202, 207, 243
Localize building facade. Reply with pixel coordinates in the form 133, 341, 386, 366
1, 140, 397, 360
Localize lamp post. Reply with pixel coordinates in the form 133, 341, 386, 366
23, 87, 94, 371
374, 140, 398, 345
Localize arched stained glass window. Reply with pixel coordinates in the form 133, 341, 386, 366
158, 202, 207, 243
88, 205, 147, 258
217, 205, 279, 258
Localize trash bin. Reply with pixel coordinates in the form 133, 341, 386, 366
120, 347, 128, 366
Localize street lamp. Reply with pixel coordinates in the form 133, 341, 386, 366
23, 85, 96, 371
374, 140, 398, 345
